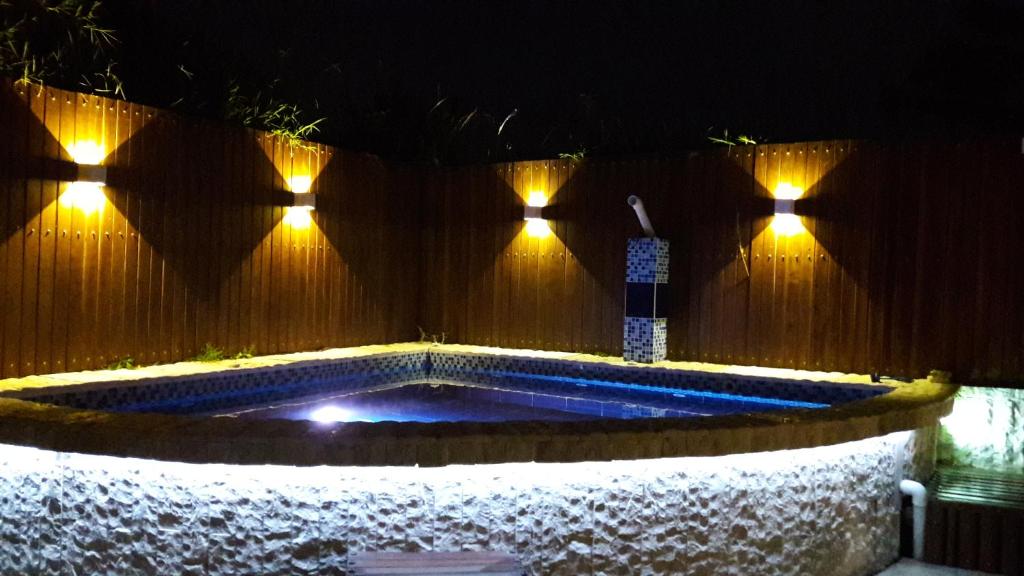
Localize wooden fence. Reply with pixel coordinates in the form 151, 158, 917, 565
3, 80, 1023, 383
0, 80, 419, 378
417, 140, 1024, 382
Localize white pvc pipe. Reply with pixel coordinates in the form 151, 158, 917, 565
627, 195, 656, 238
899, 479, 927, 560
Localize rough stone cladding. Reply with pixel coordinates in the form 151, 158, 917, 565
939, 386, 1024, 473
0, 431, 917, 576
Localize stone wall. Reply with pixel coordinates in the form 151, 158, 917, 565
939, 386, 1024, 472
0, 430, 924, 575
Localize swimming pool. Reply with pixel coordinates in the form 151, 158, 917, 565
0, 344, 956, 575
14, 348, 874, 427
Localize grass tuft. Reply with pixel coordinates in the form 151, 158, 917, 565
105, 356, 135, 370
231, 346, 255, 360
191, 343, 225, 362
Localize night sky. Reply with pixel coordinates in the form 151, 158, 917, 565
103, 0, 1024, 164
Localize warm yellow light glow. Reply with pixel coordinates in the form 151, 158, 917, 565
527, 191, 547, 207
525, 218, 551, 238
771, 213, 804, 237
770, 183, 805, 236
283, 206, 313, 229
67, 140, 105, 165
774, 182, 803, 200
60, 182, 106, 216
289, 175, 312, 194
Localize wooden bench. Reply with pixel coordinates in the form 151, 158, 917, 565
925, 467, 1024, 575
350, 551, 522, 575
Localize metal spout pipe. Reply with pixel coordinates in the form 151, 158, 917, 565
627, 195, 656, 238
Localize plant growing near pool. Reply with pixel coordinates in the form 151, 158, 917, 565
105, 356, 135, 370
232, 346, 255, 360
417, 326, 446, 345
191, 343, 225, 362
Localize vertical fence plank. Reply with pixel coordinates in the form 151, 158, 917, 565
492, 164, 510, 349
64, 93, 85, 371
15, 85, 41, 375
808, 142, 834, 370
20, 85, 44, 376
0, 82, 14, 376
34, 88, 60, 374
95, 97, 116, 368
133, 105, 155, 364
723, 147, 752, 365
1, 82, 26, 377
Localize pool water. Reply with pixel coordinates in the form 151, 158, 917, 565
218, 384, 595, 423
214, 380, 826, 424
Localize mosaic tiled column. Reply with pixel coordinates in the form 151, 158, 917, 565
624, 237, 669, 363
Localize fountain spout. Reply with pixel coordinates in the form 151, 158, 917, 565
627, 195, 656, 238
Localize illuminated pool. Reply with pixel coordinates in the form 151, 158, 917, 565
13, 347, 870, 428
0, 344, 957, 575
217, 379, 828, 423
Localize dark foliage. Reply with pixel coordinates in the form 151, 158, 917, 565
8, 0, 1024, 164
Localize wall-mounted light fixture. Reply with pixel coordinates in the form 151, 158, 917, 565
773, 198, 795, 216
282, 174, 316, 228
291, 192, 316, 211
60, 141, 108, 215
283, 175, 316, 228
75, 163, 107, 186
523, 191, 550, 238
771, 183, 804, 237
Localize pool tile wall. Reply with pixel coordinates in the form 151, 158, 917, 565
624, 237, 669, 363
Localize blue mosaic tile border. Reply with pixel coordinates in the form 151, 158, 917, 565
17, 352, 428, 414
8, 349, 889, 414
427, 351, 887, 406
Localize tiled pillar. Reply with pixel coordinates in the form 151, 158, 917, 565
624, 237, 669, 363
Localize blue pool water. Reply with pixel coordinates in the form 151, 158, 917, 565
214, 377, 827, 424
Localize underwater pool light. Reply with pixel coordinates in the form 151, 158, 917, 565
309, 405, 352, 424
